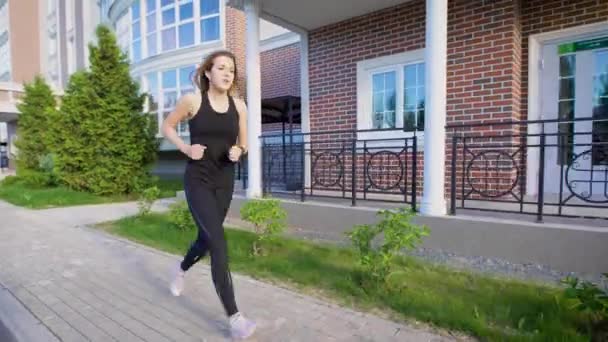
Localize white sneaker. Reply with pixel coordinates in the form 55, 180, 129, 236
230, 312, 256, 340
170, 264, 185, 296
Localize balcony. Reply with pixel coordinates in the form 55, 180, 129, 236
0, 82, 23, 122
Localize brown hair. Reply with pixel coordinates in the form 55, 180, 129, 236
193, 50, 239, 95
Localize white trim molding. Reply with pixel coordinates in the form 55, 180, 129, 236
356, 49, 425, 146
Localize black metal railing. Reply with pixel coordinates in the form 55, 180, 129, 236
447, 117, 608, 221
250, 128, 420, 208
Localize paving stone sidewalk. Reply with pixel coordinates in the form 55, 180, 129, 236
0, 200, 459, 341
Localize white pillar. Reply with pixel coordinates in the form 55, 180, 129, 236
244, 0, 263, 198
421, 0, 448, 216
299, 32, 311, 188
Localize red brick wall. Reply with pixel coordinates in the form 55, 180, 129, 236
446, 0, 522, 129
261, 43, 301, 99
225, 6, 247, 99
308, 1, 425, 132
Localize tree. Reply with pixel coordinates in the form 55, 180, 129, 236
14, 76, 56, 171
52, 25, 158, 195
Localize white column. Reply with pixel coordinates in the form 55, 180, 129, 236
421, 0, 448, 216
245, 0, 263, 198
299, 32, 311, 188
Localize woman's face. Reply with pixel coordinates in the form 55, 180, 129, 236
205, 55, 235, 92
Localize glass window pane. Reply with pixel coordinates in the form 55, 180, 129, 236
161, 0, 174, 6
404, 65, 416, 87
558, 101, 574, 121
559, 78, 574, 100
179, 2, 193, 20
418, 63, 425, 86
147, 33, 157, 56
596, 51, 608, 75
372, 92, 382, 112
146, 0, 156, 12
163, 91, 177, 109
146, 14, 156, 33
178, 23, 194, 47
179, 121, 189, 134
162, 8, 175, 25
201, 0, 219, 16
180, 66, 195, 88
385, 71, 395, 90
418, 86, 425, 108
162, 70, 177, 88
403, 109, 416, 130
372, 74, 383, 92
559, 55, 575, 77
405, 87, 416, 106
146, 72, 159, 111
131, 2, 140, 19
162, 27, 176, 51
417, 109, 425, 130
384, 90, 395, 111
594, 74, 608, 99
132, 22, 141, 40
132, 40, 141, 62
201, 17, 219, 42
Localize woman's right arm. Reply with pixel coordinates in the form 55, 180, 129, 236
161, 94, 195, 158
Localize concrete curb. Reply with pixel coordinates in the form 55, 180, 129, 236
0, 285, 59, 342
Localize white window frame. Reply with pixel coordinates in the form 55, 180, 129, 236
356, 49, 425, 146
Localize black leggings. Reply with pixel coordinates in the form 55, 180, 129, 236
180, 173, 237, 316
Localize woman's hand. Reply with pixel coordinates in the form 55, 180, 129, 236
228, 145, 243, 162
184, 144, 206, 160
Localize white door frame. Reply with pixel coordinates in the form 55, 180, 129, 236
526, 21, 608, 196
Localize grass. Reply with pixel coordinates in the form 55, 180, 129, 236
0, 177, 183, 209
99, 213, 592, 342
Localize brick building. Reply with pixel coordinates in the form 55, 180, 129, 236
229, 0, 608, 217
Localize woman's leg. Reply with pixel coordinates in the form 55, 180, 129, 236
182, 179, 238, 316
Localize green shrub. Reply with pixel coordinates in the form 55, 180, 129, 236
346, 207, 430, 284
240, 198, 287, 256
168, 200, 196, 231
14, 76, 57, 171
50, 25, 158, 196
16, 169, 54, 188
562, 274, 608, 339
137, 186, 161, 216
0, 175, 21, 186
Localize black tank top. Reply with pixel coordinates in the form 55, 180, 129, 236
187, 92, 239, 188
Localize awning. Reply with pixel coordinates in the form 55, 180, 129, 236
227, 0, 413, 31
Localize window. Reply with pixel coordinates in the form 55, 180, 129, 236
557, 54, 575, 165
592, 50, 608, 166
126, 0, 221, 62
161, 0, 196, 52
178, 65, 196, 134
200, 0, 219, 42
145, 72, 159, 132
371, 71, 396, 129
146, 0, 157, 56
131, 2, 142, 62
116, 13, 130, 55
144, 65, 196, 136
357, 50, 426, 140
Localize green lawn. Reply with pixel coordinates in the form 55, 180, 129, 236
98, 213, 592, 342
0, 177, 182, 209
